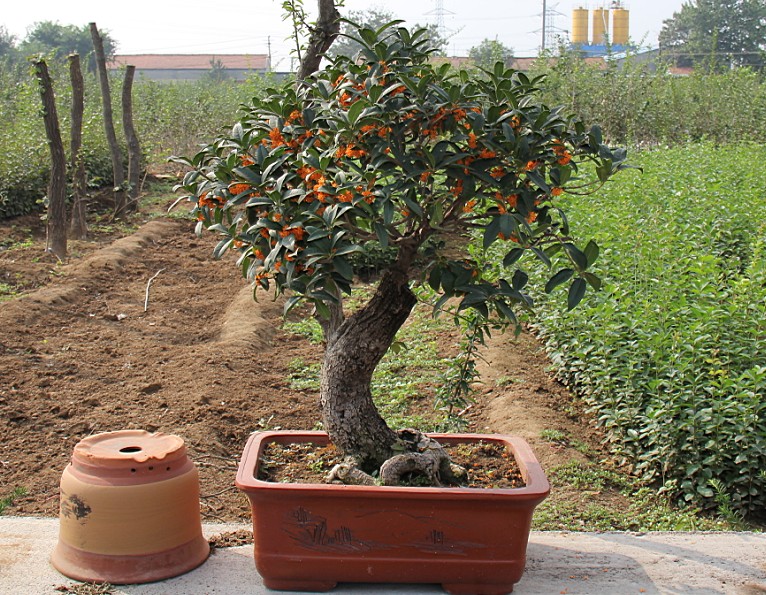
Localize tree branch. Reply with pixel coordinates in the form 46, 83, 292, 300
298, 0, 341, 79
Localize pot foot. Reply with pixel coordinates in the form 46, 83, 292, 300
263, 578, 338, 592
442, 583, 513, 595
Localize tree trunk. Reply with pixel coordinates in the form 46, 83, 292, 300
33, 58, 67, 260
90, 22, 126, 217
298, 0, 341, 79
122, 65, 141, 213
68, 53, 88, 240
320, 267, 417, 471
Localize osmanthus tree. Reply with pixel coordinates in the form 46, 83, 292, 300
174, 23, 629, 484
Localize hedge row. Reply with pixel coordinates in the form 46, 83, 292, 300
500, 143, 766, 515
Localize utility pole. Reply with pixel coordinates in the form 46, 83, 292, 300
542, 0, 547, 51
267, 36, 272, 71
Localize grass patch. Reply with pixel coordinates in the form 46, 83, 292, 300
0, 487, 27, 515
533, 461, 742, 532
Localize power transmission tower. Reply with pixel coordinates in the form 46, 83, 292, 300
425, 0, 454, 39
539, 0, 565, 52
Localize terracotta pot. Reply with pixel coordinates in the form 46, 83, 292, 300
51, 430, 209, 584
236, 431, 549, 595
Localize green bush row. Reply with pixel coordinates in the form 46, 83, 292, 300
495, 143, 766, 515
0, 57, 278, 219
529, 53, 766, 146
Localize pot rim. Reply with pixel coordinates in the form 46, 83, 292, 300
235, 430, 550, 500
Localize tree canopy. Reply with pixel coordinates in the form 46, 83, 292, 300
0, 26, 18, 60
659, 0, 766, 70
5, 21, 118, 70
469, 38, 514, 70
326, 8, 447, 59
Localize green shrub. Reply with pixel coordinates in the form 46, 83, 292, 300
489, 143, 766, 515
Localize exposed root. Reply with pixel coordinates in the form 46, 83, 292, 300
326, 458, 377, 485
325, 429, 468, 487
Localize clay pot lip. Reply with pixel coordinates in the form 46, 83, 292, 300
236, 430, 551, 500
73, 430, 186, 466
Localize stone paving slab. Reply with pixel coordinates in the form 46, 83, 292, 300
1, 517, 765, 594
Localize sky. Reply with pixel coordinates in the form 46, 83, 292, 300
3, 0, 688, 70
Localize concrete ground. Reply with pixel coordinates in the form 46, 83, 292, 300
1, 517, 765, 594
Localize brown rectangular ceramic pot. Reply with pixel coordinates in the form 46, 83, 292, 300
235, 431, 549, 595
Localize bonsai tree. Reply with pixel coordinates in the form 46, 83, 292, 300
174, 23, 628, 485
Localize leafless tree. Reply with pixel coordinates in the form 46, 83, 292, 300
122, 65, 142, 212
90, 22, 128, 216
68, 53, 88, 239
32, 58, 67, 259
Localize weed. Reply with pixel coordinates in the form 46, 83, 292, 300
548, 460, 631, 492
494, 375, 517, 387
0, 282, 19, 301
286, 358, 321, 392
540, 429, 568, 443
0, 486, 27, 515
283, 319, 323, 344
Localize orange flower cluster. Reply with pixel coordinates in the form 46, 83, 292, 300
334, 76, 368, 107
356, 187, 375, 204
551, 187, 564, 197
524, 160, 539, 171
265, 127, 285, 149
198, 191, 224, 209
228, 183, 251, 195
359, 124, 391, 138
335, 144, 367, 159
552, 140, 572, 165
296, 165, 331, 203
494, 192, 518, 209
490, 166, 505, 179
240, 155, 255, 166
279, 225, 306, 240
451, 179, 464, 197
478, 148, 497, 159
462, 199, 477, 213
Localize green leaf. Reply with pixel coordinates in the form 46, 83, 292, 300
503, 247, 524, 267
333, 256, 354, 281
581, 272, 602, 291
545, 268, 573, 293
484, 217, 501, 249
373, 222, 389, 248
584, 240, 600, 267
347, 100, 366, 126
564, 243, 588, 271
567, 277, 587, 311
512, 269, 528, 290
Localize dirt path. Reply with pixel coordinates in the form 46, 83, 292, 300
0, 215, 599, 522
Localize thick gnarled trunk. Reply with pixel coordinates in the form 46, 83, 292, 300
320, 268, 416, 471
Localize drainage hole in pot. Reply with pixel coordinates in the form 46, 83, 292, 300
119, 446, 143, 453
166, 466, 171, 471
148, 466, 154, 471
130, 468, 136, 473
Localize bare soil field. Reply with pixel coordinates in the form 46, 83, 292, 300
0, 202, 609, 523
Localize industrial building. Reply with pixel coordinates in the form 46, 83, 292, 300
571, 2, 630, 56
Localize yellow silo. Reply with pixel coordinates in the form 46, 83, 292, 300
612, 7, 629, 45
572, 8, 589, 45
592, 8, 609, 44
